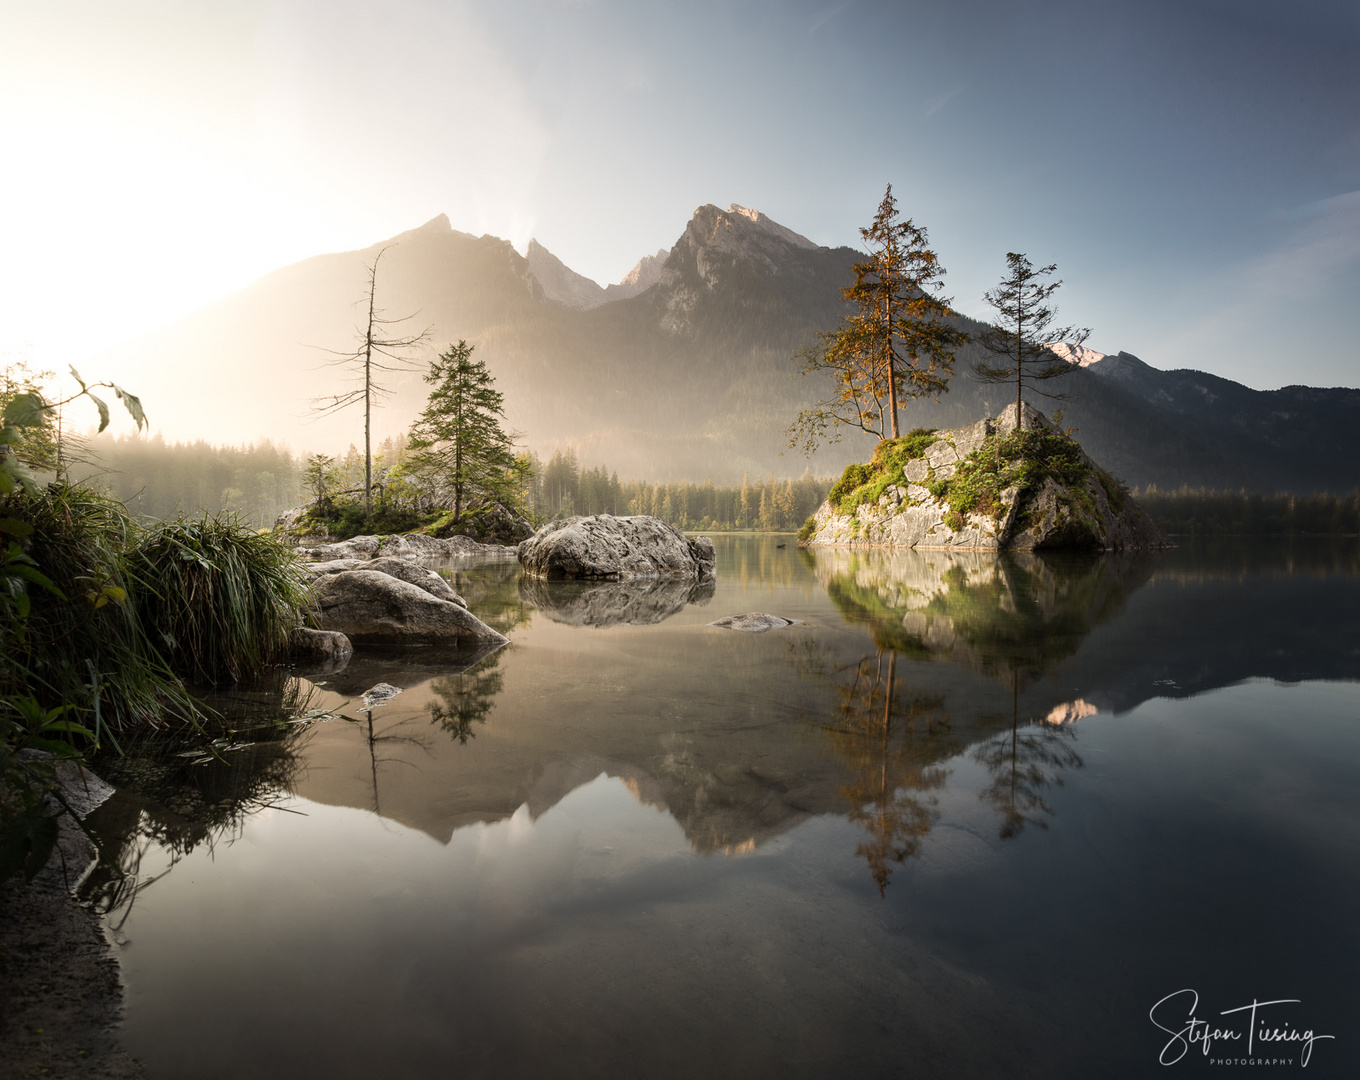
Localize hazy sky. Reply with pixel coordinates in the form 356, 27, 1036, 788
2, 0, 1357, 392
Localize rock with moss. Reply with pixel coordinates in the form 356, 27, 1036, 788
802, 403, 1169, 551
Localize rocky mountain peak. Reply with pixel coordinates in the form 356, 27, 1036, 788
604, 248, 670, 302
526, 238, 608, 310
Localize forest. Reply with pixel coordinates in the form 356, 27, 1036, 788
65, 432, 832, 533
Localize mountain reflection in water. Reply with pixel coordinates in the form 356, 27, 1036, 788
79, 537, 1360, 1080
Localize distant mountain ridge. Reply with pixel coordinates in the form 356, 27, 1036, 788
100, 205, 1358, 491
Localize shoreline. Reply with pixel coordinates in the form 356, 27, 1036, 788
0, 769, 143, 1080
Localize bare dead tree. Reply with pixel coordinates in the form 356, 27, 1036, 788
309, 246, 430, 522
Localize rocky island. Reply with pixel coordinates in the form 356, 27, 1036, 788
802, 403, 1169, 551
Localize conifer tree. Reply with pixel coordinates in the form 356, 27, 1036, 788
972, 253, 1090, 430
406, 341, 517, 525
789, 185, 967, 452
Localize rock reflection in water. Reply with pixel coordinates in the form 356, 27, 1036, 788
808, 546, 1161, 689
798, 544, 1126, 887
519, 575, 715, 627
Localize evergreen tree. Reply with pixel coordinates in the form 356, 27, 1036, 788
406, 341, 517, 524
972, 253, 1090, 430
789, 185, 967, 452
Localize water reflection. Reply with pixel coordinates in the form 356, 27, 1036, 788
519, 575, 716, 627
819, 650, 954, 894
809, 546, 1160, 688
972, 676, 1083, 839
83, 671, 321, 928
428, 652, 503, 744
86, 540, 1360, 924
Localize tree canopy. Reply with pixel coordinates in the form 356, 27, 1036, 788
789, 185, 967, 453
404, 340, 522, 524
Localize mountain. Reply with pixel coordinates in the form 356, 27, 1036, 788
100, 205, 1359, 490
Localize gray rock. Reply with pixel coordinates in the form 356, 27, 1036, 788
708, 612, 794, 632
304, 559, 367, 576
305, 557, 467, 606
519, 514, 716, 580
904, 458, 929, 483
296, 535, 381, 560
925, 441, 959, 468
364, 557, 466, 605
378, 532, 518, 559
311, 570, 508, 646
360, 682, 403, 711
803, 403, 1170, 552
289, 626, 354, 668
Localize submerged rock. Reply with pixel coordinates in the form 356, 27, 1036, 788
518, 514, 716, 580
289, 626, 354, 667
708, 613, 795, 633
360, 682, 404, 711
310, 570, 507, 647
803, 403, 1169, 552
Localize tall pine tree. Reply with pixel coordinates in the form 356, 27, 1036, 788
406, 341, 517, 524
789, 185, 967, 452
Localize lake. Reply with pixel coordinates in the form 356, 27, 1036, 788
84, 535, 1360, 1078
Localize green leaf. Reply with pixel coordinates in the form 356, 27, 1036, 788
10, 563, 64, 598
68, 364, 86, 389
89, 392, 111, 433
2, 391, 49, 429
41, 721, 97, 738
113, 385, 147, 431
0, 517, 33, 538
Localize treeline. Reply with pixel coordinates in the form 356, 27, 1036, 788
526, 448, 832, 530
65, 437, 831, 532
69, 435, 304, 527
1136, 487, 1360, 536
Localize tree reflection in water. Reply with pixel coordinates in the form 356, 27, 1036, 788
427, 652, 504, 744
972, 673, 1082, 839
818, 649, 958, 896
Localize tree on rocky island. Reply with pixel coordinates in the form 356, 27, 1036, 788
404, 340, 525, 527
972, 253, 1090, 431
788, 185, 968, 454
309, 246, 430, 523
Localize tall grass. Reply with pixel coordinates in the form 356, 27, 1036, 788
3, 483, 203, 732
129, 516, 313, 684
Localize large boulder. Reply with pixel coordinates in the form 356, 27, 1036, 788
518, 514, 717, 580
803, 403, 1170, 552
310, 570, 507, 646
304, 558, 465, 605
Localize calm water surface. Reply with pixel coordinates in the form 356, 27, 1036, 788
84, 536, 1360, 1078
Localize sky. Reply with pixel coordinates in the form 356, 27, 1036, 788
2, 0, 1357, 396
